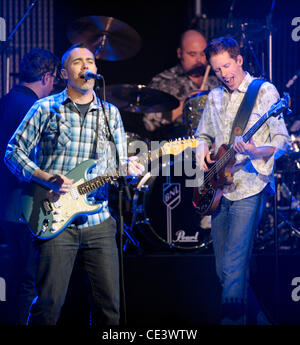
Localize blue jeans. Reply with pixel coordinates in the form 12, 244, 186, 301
28, 217, 120, 325
211, 190, 267, 324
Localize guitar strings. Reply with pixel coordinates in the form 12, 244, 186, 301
200, 109, 273, 187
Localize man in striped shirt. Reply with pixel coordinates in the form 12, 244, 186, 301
5, 43, 144, 325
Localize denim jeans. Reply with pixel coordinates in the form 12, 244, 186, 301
211, 189, 267, 324
28, 217, 120, 325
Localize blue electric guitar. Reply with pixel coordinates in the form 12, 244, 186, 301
21, 138, 198, 239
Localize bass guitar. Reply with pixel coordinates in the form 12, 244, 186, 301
21, 138, 198, 239
192, 93, 291, 215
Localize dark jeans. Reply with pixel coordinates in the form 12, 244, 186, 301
0, 221, 37, 325
28, 217, 120, 325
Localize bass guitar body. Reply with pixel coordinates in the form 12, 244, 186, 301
193, 144, 235, 215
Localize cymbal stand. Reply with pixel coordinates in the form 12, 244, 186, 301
240, 23, 265, 78
94, 34, 108, 59
0, 0, 38, 94
273, 167, 280, 324
266, 0, 276, 82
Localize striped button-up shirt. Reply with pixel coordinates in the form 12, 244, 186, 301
195, 72, 291, 201
5, 88, 127, 228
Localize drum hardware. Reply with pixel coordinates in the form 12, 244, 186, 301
255, 158, 300, 252
67, 15, 142, 61
122, 223, 140, 252
100, 84, 179, 113
182, 91, 208, 136
255, 219, 300, 252
125, 165, 212, 252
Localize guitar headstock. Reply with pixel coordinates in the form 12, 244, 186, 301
269, 92, 292, 119
162, 138, 198, 155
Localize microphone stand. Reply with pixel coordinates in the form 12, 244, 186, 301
265, 0, 280, 324
94, 78, 132, 326
266, 0, 275, 83
0, 0, 38, 94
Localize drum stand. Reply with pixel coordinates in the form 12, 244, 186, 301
124, 182, 150, 251
116, 177, 142, 252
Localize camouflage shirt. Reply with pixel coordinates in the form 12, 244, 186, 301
143, 63, 219, 131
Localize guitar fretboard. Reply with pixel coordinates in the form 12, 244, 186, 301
137, 147, 164, 166
78, 175, 117, 195
210, 100, 284, 176
76, 139, 196, 195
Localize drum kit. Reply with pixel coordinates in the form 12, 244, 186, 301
66, 15, 212, 252
66, 15, 300, 253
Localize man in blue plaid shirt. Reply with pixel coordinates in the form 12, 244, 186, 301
5, 43, 144, 325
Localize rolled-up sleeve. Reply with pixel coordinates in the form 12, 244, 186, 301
250, 83, 291, 175
4, 103, 43, 182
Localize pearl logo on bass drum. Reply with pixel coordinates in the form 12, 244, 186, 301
162, 182, 199, 245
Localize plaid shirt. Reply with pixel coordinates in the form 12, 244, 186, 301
5, 88, 127, 228
195, 73, 291, 201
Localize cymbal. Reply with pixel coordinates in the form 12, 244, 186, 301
67, 16, 142, 61
224, 22, 268, 43
102, 84, 180, 113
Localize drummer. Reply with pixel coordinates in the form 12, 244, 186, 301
143, 29, 220, 141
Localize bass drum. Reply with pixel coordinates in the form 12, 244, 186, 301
133, 166, 212, 251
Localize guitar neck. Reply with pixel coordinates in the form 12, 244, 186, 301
137, 146, 164, 166
76, 148, 163, 196
76, 139, 197, 195
77, 175, 116, 195
242, 111, 269, 143
213, 111, 272, 172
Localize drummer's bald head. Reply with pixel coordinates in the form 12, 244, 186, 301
61, 43, 94, 68
179, 30, 207, 49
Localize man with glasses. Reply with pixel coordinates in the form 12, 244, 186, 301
0, 47, 60, 324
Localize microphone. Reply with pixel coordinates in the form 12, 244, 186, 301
82, 71, 103, 80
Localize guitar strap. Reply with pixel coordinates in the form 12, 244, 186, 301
228, 78, 266, 146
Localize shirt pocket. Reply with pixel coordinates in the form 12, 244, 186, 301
43, 116, 72, 154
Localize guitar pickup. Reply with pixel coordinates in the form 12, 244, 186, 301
42, 199, 53, 215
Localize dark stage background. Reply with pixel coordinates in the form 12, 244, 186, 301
0, 0, 300, 327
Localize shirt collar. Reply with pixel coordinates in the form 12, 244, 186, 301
222, 71, 253, 94
60, 88, 100, 108
176, 64, 188, 77
236, 72, 253, 93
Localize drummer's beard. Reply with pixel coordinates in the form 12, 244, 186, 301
186, 64, 207, 77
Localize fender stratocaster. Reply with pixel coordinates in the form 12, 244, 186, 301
21, 138, 198, 239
